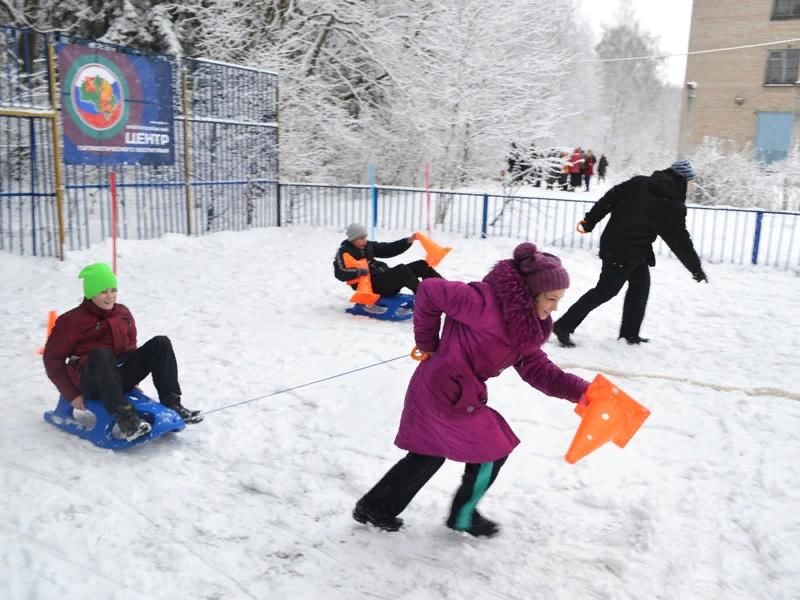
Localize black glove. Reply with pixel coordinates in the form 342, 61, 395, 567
356, 268, 369, 276
692, 270, 708, 283
579, 219, 594, 233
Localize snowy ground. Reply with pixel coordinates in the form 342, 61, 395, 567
2, 222, 799, 599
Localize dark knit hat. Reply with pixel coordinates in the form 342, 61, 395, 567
346, 223, 368, 241
513, 242, 570, 297
669, 159, 696, 180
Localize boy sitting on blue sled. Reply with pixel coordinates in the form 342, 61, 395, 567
333, 223, 442, 298
43, 262, 202, 442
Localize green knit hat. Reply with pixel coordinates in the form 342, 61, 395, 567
79, 263, 118, 299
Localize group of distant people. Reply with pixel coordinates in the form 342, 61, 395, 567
506, 142, 608, 192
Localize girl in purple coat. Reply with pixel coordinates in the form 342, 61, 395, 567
353, 242, 589, 537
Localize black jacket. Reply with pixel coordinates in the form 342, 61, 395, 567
333, 237, 413, 284
583, 169, 702, 274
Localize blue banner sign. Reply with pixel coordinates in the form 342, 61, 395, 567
58, 44, 175, 165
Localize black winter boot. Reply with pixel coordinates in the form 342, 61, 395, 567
115, 404, 152, 441
352, 500, 404, 532
620, 335, 650, 345
162, 394, 203, 424
552, 322, 576, 348
446, 510, 500, 538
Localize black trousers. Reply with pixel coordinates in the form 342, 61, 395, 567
79, 336, 182, 414
555, 259, 651, 339
370, 260, 441, 296
358, 452, 507, 524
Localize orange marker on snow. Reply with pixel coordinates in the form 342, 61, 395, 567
414, 231, 451, 268
565, 374, 651, 464
37, 310, 57, 355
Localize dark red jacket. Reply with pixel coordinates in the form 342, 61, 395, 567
43, 300, 137, 400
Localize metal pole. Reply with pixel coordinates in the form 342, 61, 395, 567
751, 211, 763, 265
182, 66, 193, 235
46, 41, 67, 261
110, 171, 118, 273
681, 81, 697, 157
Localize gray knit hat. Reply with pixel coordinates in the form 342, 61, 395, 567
513, 242, 570, 297
346, 223, 368, 241
670, 160, 696, 180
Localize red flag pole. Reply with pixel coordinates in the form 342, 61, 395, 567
424, 161, 431, 236
110, 171, 118, 274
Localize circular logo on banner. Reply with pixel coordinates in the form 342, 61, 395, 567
64, 55, 129, 138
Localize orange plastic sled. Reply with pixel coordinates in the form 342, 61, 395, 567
37, 310, 57, 355
414, 231, 451, 267
343, 254, 380, 305
565, 374, 651, 464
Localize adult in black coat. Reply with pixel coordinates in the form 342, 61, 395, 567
553, 160, 707, 346
597, 155, 609, 182
333, 223, 441, 297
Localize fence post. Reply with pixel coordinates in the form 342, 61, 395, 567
46, 41, 67, 260
751, 211, 763, 265
276, 182, 282, 227
371, 185, 378, 234
181, 66, 193, 235
481, 193, 489, 238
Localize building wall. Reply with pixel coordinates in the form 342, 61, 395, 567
679, 0, 800, 154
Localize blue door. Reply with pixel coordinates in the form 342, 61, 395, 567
755, 112, 794, 163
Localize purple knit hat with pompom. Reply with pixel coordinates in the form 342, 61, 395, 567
513, 242, 570, 297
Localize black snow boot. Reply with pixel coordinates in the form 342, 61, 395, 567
162, 395, 204, 424
115, 404, 152, 442
446, 510, 500, 538
552, 322, 576, 348
352, 500, 404, 532
621, 335, 650, 345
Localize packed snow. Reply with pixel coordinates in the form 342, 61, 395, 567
2, 221, 799, 599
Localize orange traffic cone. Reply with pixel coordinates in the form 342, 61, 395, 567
350, 274, 380, 305
415, 231, 451, 267
343, 253, 381, 305
565, 374, 651, 464
37, 310, 57, 355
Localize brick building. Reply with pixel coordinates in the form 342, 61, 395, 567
679, 0, 800, 162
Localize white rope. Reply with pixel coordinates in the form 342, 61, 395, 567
560, 363, 800, 401
574, 37, 800, 64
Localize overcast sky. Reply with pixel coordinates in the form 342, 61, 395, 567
578, 0, 693, 84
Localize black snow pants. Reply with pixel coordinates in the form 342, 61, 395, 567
357, 452, 507, 526
79, 335, 182, 414
370, 260, 441, 296
555, 259, 651, 339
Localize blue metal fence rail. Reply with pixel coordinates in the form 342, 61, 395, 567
277, 183, 800, 271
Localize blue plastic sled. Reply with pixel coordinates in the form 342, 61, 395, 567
43, 389, 185, 450
346, 293, 414, 321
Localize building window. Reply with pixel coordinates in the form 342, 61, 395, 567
772, 0, 800, 18
765, 49, 800, 84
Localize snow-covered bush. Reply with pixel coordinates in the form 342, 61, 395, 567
687, 138, 800, 212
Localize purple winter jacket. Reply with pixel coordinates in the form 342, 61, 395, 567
394, 259, 589, 463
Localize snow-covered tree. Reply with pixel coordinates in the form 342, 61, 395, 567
594, 12, 678, 175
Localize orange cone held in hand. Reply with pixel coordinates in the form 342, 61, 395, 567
343, 254, 380, 305
565, 374, 651, 464
351, 275, 380, 305
38, 310, 57, 355
415, 231, 451, 267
